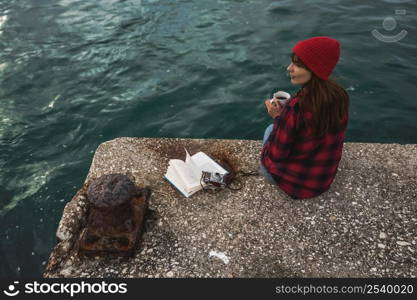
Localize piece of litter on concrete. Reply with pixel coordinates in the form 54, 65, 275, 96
209, 250, 230, 264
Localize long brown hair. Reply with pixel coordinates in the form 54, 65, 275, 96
291, 53, 349, 137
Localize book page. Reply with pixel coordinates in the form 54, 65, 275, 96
170, 159, 201, 189
164, 166, 189, 197
191, 152, 228, 175
165, 165, 202, 197
185, 148, 202, 179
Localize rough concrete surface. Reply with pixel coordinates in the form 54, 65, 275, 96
44, 138, 417, 278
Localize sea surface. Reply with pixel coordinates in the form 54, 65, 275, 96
1, 0, 416, 277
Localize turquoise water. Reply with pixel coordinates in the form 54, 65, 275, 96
1, 0, 416, 277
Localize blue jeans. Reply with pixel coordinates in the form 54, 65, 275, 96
260, 124, 276, 184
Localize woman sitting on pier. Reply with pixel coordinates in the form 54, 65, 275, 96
260, 36, 349, 199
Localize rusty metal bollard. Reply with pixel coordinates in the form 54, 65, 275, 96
77, 174, 150, 256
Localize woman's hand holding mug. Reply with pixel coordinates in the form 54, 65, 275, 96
264, 98, 284, 119
264, 90, 291, 118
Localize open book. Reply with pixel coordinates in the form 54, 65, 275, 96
164, 148, 228, 197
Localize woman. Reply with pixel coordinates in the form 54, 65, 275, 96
260, 36, 349, 199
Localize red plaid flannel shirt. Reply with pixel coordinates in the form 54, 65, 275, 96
261, 96, 348, 199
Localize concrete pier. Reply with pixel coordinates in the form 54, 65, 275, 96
44, 138, 417, 278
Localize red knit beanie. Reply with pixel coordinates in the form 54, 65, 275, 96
292, 36, 340, 80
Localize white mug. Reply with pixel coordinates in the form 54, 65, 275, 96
271, 91, 291, 106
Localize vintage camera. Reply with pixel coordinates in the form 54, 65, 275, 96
201, 171, 227, 188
